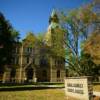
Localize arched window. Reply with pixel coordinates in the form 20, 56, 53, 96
57, 70, 60, 78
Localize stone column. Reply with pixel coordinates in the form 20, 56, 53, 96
50, 57, 53, 82
15, 68, 20, 83
2, 72, 6, 83
33, 67, 37, 82
2, 69, 11, 83
22, 69, 26, 83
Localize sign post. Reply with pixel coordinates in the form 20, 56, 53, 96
64, 77, 93, 100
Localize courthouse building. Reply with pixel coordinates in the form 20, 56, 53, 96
2, 10, 66, 83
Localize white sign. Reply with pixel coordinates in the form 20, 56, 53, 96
64, 77, 93, 100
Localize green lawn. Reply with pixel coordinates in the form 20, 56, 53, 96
0, 89, 67, 100
93, 85, 100, 92
0, 85, 99, 100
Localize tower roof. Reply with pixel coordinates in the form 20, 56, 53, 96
49, 9, 59, 24
51, 9, 57, 17
44, 9, 61, 46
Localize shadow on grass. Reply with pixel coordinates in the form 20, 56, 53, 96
0, 87, 61, 91
0, 82, 64, 91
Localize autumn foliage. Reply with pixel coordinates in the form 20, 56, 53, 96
84, 31, 100, 65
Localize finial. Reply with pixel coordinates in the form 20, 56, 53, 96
51, 9, 57, 17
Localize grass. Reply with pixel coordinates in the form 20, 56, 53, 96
0, 88, 100, 100
93, 85, 100, 92
0, 89, 67, 100
0, 84, 99, 100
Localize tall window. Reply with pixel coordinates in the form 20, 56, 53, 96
57, 70, 60, 78
27, 47, 32, 53
40, 57, 48, 66
15, 47, 19, 53
27, 57, 29, 63
15, 57, 19, 64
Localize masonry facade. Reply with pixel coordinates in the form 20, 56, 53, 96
2, 10, 65, 83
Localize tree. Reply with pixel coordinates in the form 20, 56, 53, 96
0, 12, 19, 75
11, 29, 20, 42
83, 31, 100, 65
80, 31, 100, 79
50, 28, 66, 58
59, 2, 98, 76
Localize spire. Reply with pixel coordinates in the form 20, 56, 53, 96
49, 9, 59, 24
51, 9, 57, 17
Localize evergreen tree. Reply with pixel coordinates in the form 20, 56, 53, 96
0, 12, 19, 74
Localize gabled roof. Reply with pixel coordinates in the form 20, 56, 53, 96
22, 32, 37, 47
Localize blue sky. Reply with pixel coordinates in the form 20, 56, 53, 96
0, 0, 92, 39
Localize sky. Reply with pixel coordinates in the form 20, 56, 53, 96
0, 0, 92, 39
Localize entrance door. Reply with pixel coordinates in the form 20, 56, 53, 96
42, 70, 47, 82
26, 67, 33, 82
